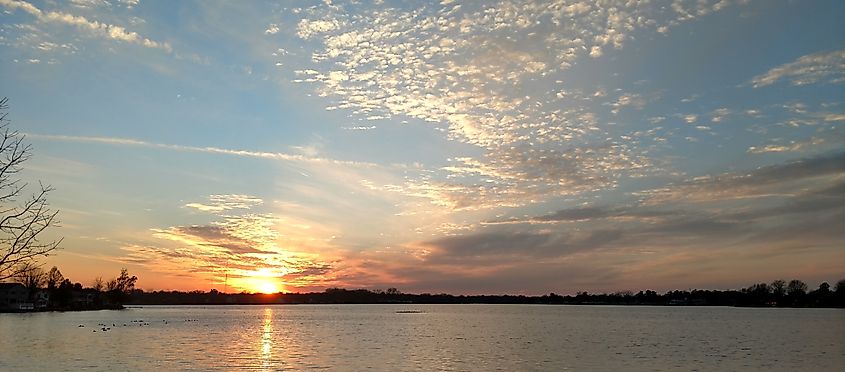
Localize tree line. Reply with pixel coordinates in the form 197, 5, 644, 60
126, 279, 845, 307
12, 265, 137, 310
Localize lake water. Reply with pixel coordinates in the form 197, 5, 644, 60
1, 305, 842, 371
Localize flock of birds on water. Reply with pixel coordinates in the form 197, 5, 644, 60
78, 319, 200, 332
76, 310, 424, 333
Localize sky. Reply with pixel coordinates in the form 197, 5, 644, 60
1, 0, 843, 295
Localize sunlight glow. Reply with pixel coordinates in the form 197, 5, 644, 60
227, 267, 286, 294
257, 281, 280, 295
260, 308, 273, 369
254, 268, 283, 294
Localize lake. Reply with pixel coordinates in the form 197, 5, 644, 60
1, 305, 843, 371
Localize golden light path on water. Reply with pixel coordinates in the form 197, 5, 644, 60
261, 307, 274, 369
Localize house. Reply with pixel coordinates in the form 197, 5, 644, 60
34, 289, 50, 309
71, 289, 97, 308
0, 283, 30, 311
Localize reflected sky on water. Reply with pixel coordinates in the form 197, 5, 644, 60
1, 305, 843, 371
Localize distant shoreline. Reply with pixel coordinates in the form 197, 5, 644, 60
0, 305, 125, 314
123, 286, 845, 308
123, 302, 844, 308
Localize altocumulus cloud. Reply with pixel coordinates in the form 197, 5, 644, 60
284, 0, 741, 211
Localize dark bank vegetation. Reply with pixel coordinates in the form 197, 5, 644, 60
127, 279, 845, 308
0, 266, 137, 312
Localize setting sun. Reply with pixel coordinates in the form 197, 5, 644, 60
229, 270, 284, 294
256, 281, 280, 295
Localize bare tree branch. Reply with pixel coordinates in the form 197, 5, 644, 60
0, 97, 61, 281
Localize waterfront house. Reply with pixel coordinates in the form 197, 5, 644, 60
34, 289, 50, 309
0, 283, 30, 311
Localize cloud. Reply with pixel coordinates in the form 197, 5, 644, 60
264, 23, 280, 35
341, 125, 377, 131
392, 152, 845, 292
24, 133, 381, 168
747, 137, 826, 154
185, 194, 263, 213
640, 152, 845, 203
419, 227, 624, 264
127, 211, 339, 291
727, 179, 845, 220
823, 113, 845, 122
296, 18, 340, 39
710, 108, 730, 122
119, 0, 139, 9
69, 0, 109, 9
372, 141, 652, 211
0, 0, 172, 52
479, 152, 845, 244
284, 1, 740, 211
750, 49, 845, 87
154, 223, 270, 256
533, 206, 611, 222
385, 260, 625, 294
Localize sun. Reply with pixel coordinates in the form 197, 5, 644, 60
233, 268, 285, 294
256, 280, 280, 294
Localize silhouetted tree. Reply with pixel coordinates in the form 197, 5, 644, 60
770, 279, 786, 299
92, 276, 104, 292
784, 279, 808, 306
836, 279, 845, 307
106, 268, 137, 304
787, 280, 807, 296
0, 98, 61, 280
742, 283, 771, 306
122, 278, 844, 307
835, 279, 845, 293
46, 266, 64, 290
52, 278, 74, 307
810, 282, 834, 307
115, 268, 137, 292
13, 263, 45, 299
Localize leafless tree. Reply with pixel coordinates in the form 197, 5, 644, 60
770, 279, 786, 298
787, 279, 808, 296
106, 278, 118, 292
14, 263, 45, 294
92, 276, 104, 292
0, 97, 61, 281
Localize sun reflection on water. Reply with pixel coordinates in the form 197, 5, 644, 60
261, 307, 273, 369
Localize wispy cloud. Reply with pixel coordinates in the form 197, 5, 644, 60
750, 49, 845, 87
747, 138, 826, 154
0, 0, 171, 52
24, 133, 380, 168
185, 194, 263, 213
394, 151, 845, 292
639, 152, 845, 204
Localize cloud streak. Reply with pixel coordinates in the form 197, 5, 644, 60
25, 133, 381, 168
750, 49, 845, 87
185, 194, 263, 213
399, 151, 845, 292
0, 0, 171, 52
